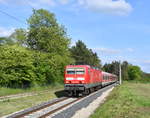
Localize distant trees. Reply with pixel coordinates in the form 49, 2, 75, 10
103, 61, 119, 76
10, 28, 27, 46
142, 72, 150, 82
128, 65, 142, 80
0, 37, 14, 45
0, 37, 6, 45
121, 61, 129, 80
103, 61, 144, 81
70, 40, 101, 68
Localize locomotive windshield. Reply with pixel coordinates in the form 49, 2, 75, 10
76, 69, 85, 74
66, 68, 85, 74
67, 68, 75, 74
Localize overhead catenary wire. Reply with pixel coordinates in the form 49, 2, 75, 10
0, 9, 27, 25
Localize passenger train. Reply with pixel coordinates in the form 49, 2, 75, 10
64, 65, 117, 96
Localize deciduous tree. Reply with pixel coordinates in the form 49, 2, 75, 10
27, 9, 70, 56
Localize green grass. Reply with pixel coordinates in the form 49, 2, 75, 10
0, 83, 63, 97
91, 82, 150, 118
0, 84, 64, 117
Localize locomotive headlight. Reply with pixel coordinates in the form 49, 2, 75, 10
65, 81, 70, 84
77, 77, 85, 80
66, 77, 74, 80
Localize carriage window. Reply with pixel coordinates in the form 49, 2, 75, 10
103, 75, 106, 80
67, 69, 75, 74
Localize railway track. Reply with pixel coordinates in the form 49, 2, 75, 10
5, 97, 82, 118
4, 83, 116, 118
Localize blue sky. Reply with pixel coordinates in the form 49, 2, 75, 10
0, 0, 150, 73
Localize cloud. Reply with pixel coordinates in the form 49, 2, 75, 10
139, 60, 150, 73
0, 0, 70, 8
25, 0, 56, 8
93, 47, 135, 55
0, 0, 58, 8
0, 27, 15, 37
143, 60, 150, 64
93, 47, 121, 54
0, 0, 132, 16
39, 0, 55, 6
78, 0, 133, 16
126, 48, 134, 52
59, 0, 69, 5
0, 0, 5, 3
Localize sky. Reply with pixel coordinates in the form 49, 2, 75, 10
0, 0, 150, 73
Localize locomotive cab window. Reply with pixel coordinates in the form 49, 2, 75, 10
66, 68, 75, 74
76, 68, 85, 74
66, 68, 85, 74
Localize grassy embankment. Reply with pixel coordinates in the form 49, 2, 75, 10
91, 82, 150, 118
0, 84, 64, 117
0, 84, 63, 97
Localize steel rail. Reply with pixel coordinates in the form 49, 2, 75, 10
39, 97, 83, 118
7, 97, 68, 118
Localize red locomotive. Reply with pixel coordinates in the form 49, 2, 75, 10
64, 65, 117, 96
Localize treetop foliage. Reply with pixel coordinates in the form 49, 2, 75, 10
70, 40, 101, 68
27, 9, 70, 55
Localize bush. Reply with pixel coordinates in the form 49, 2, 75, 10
33, 52, 73, 85
0, 45, 73, 88
0, 45, 36, 88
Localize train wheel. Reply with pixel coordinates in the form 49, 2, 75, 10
68, 91, 73, 97
85, 89, 90, 95
90, 88, 94, 93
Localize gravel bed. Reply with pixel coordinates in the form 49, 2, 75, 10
23, 98, 77, 118
71, 87, 114, 118
50, 84, 116, 118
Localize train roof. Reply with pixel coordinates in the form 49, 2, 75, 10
102, 71, 117, 77
66, 65, 100, 70
66, 65, 117, 76
66, 65, 91, 68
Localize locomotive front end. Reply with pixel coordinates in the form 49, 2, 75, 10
64, 65, 88, 96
